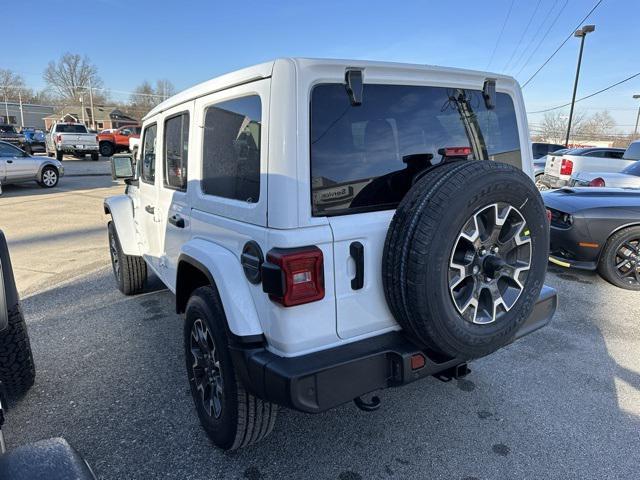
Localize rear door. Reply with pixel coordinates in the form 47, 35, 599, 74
310, 82, 524, 339
155, 106, 193, 290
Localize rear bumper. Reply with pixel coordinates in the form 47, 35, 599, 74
231, 286, 557, 413
540, 174, 568, 189
548, 224, 600, 270
59, 144, 99, 153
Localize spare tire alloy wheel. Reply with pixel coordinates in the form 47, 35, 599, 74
449, 203, 532, 325
190, 318, 224, 419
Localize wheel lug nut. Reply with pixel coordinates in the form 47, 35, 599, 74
492, 246, 499, 253
480, 249, 487, 256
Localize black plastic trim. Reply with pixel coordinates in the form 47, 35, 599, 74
231, 285, 557, 413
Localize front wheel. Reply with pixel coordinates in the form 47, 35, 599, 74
597, 226, 640, 290
185, 286, 277, 450
108, 222, 147, 295
39, 166, 59, 188
0, 305, 36, 400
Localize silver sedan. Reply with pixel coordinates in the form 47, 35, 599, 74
0, 141, 64, 189
570, 161, 640, 188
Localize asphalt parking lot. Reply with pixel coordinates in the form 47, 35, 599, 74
2, 176, 639, 479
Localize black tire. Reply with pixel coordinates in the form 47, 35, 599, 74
597, 226, 640, 290
185, 286, 277, 450
91, 152, 99, 161
100, 142, 115, 157
108, 222, 147, 295
0, 305, 36, 401
55, 149, 63, 161
383, 161, 549, 359
38, 166, 59, 188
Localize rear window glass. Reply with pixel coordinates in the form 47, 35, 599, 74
624, 142, 640, 161
622, 161, 640, 176
55, 124, 88, 133
310, 84, 521, 216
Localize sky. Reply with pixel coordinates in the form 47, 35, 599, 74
3, 0, 639, 133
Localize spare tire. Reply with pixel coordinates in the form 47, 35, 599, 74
383, 160, 548, 359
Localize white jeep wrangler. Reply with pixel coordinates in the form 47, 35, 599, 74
105, 58, 557, 450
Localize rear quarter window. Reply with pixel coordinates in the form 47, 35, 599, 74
310, 83, 521, 216
624, 142, 640, 161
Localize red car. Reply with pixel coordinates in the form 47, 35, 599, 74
98, 125, 141, 157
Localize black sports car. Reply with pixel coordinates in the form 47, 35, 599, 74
543, 187, 640, 289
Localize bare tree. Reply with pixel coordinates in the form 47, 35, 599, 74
537, 110, 587, 144
155, 79, 175, 102
128, 79, 175, 118
582, 110, 616, 139
43, 53, 105, 102
0, 69, 30, 102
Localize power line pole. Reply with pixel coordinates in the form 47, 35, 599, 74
565, 24, 595, 147
88, 79, 96, 130
3, 93, 9, 124
633, 94, 640, 138
18, 90, 24, 128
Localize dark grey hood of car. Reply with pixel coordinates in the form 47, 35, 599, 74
542, 187, 640, 213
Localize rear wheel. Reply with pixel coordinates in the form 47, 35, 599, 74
597, 226, 640, 290
100, 142, 115, 157
108, 222, 147, 295
383, 161, 549, 359
185, 286, 277, 450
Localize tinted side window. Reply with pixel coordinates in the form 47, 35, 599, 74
605, 150, 624, 159
141, 124, 157, 184
163, 113, 189, 190
202, 96, 261, 202
0, 143, 20, 157
624, 142, 640, 161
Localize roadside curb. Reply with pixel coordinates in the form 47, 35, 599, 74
65, 173, 112, 177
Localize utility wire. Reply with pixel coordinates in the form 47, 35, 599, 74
528, 72, 640, 113
509, 0, 558, 74
503, 0, 543, 72
521, 0, 604, 88
515, 0, 569, 77
486, 0, 516, 69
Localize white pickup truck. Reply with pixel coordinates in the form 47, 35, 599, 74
45, 122, 100, 161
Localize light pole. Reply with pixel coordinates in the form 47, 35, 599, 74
633, 94, 640, 138
565, 24, 595, 147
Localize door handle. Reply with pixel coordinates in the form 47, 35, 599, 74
350, 241, 364, 290
6, 160, 12, 164
168, 214, 185, 228
145, 205, 155, 214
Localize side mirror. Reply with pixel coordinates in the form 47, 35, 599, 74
0, 231, 19, 333
110, 154, 135, 180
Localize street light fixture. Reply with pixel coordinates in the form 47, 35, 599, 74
565, 24, 596, 147
633, 94, 640, 137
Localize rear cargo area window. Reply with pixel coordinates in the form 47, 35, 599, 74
310, 84, 521, 216
202, 96, 261, 203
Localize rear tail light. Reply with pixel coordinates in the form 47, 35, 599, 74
262, 246, 324, 307
546, 209, 552, 223
56, 134, 62, 143
589, 177, 606, 187
560, 158, 573, 175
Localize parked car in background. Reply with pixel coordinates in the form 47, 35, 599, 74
0, 141, 63, 188
570, 161, 640, 188
532, 142, 565, 159
534, 147, 569, 190
0, 125, 27, 151
45, 122, 99, 161
544, 187, 640, 290
20, 127, 46, 154
539, 147, 627, 189
129, 136, 140, 162
98, 125, 141, 157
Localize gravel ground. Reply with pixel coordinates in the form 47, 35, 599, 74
3, 264, 639, 479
